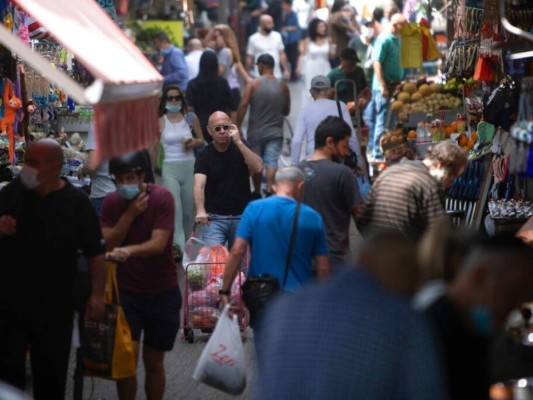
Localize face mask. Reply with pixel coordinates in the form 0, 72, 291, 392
429, 167, 446, 183
365, 27, 374, 38
470, 305, 494, 336
160, 47, 172, 56
166, 104, 182, 113
20, 166, 40, 189
117, 184, 140, 201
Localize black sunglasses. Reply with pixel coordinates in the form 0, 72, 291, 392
212, 124, 230, 132
166, 95, 182, 101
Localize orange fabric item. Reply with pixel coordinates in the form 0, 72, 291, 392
0, 80, 22, 164
209, 244, 230, 276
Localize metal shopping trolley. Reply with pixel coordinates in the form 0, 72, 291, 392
181, 218, 248, 344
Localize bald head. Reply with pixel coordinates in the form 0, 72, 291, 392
27, 138, 64, 164
208, 111, 231, 126
390, 13, 407, 36
188, 38, 203, 51
259, 14, 274, 34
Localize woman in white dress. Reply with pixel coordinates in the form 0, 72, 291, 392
297, 18, 332, 106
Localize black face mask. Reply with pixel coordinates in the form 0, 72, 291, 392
263, 27, 273, 34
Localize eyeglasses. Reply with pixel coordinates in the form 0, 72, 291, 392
211, 124, 230, 132
166, 95, 182, 101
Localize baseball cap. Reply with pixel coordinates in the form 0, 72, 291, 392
310, 75, 331, 89
340, 47, 360, 63
256, 53, 275, 66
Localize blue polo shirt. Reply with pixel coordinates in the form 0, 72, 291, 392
237, 196, 328, 293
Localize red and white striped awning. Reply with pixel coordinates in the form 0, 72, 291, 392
0, 0, 163, 159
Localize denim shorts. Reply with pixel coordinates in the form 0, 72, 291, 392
119, 287, 182, 351
252, 137, 283, 169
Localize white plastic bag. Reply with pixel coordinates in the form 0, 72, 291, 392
192, 304, 246, 394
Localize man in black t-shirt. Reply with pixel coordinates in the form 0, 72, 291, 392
194, 111, 263, 249
0, 139, 106, 399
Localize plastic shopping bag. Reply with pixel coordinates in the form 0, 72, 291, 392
192, 304, 246, 394
357, 175, 371, 201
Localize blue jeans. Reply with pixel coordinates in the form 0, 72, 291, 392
201, 214, 241, 250
364, 90, 393, 158
91, 197, 104, 220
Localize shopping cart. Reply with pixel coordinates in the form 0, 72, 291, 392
181, 219, 248, 344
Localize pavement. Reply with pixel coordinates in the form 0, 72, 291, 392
56, 80, 364, 400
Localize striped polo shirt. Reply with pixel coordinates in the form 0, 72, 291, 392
356, 160, 445, 240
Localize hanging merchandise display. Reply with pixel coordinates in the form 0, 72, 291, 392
509, 79, 533, 178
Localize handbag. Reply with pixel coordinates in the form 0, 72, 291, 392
241, 202, 301, 326
82, 261, 136, 380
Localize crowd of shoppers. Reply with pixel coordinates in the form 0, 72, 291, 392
2, 1, 533, 399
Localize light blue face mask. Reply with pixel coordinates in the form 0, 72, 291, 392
165, 103, 182, 113
471, 305, 494, 336
117, 184, 140, 200
160, 47, 172, 56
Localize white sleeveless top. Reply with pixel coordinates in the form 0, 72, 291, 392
161, 114, 195, 162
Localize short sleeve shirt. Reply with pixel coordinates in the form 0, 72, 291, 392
0, 179, 105, 312
247, 31, 285, 79
298, 159, 361, 258
194, 142, 251, 215
101, 183, 177, 293
217, 47, 233, 81
238, 196, 328, 292
85, 124, 115, 199
371, 32, 403, 91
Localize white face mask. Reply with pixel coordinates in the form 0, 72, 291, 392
429, 167, 446, 183
20, 166, 40, 189
361, 25, 374, 38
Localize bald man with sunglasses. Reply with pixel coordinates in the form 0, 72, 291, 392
193, 112, 263, 249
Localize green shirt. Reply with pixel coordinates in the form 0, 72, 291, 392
371, 32, 402, 91
327, 66, 368, 104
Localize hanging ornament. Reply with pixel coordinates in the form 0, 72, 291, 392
3, 11, 13, 31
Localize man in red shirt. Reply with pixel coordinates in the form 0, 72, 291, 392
101, 151, 180, 400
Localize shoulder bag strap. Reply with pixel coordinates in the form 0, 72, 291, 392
336, 100, 342, 118
282, 201, 301, 287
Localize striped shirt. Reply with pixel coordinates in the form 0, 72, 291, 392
356, 160, 445, 239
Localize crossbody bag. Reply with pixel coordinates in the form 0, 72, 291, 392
241, 202, 301, 326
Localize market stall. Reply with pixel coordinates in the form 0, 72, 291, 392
0, 0, 162, 168
377, 0, 533, 234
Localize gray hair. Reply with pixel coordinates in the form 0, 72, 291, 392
426, 140, 468, 174
275, 167, 305, 184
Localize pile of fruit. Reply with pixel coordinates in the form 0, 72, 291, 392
391, 81, 464, 122
406, 122, 478, 151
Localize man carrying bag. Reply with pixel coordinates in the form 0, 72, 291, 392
220, 167, 330, 342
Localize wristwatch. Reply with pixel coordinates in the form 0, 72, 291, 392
219, 289, 231, 296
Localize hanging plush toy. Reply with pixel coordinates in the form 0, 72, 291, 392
0, 80, 22, 163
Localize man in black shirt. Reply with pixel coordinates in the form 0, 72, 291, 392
0, 139, 106, 399
194, 111, 263, 249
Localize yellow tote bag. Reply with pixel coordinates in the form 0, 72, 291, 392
82, 261, 136, 380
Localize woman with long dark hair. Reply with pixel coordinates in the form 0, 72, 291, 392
297, 18, 331, 105
186, 51, 234, 142
157, 85, 204, 260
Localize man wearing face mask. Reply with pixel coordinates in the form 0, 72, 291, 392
0, 139, 106, 399
153, 31, 189, 92
100, 151, 180, 400
423, 235, 533, 400
246, 14, 291, 80
297, 116, 363, 272
356, 140, 468, 241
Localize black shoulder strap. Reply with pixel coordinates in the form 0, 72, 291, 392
282, 201, 301, 287
336, 100, 342, 119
